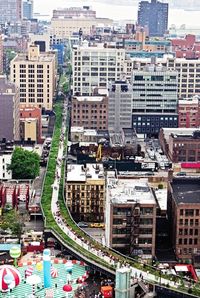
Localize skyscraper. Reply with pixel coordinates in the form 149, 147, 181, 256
23, 0, 33, 20
0, 0, 22, 24
137, 0, 168, 37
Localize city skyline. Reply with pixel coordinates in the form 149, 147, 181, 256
34, 0, 200, 26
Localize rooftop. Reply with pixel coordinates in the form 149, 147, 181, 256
155, 188, 167, 211
67, 163, 105, 182
12, 52, 55, 63
107, 178, 156, 205
171, 178, 200, 204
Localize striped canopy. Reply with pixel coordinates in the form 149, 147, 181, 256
0, 265, 21, 292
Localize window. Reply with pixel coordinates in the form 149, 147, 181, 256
185, 209, 194, 216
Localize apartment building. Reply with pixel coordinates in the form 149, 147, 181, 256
178, 96, 200, 128
132, 64, 178, 136
72, 43, 125, 96
168, 178, 200, 262
0, 76, 20, 141
66, 164, 105, 222
105, 174, 156, 258
137, 0, 168, 37
125, 56, 200, 99
159, 128, 200, 163
10, 45, 56, 110
108, 80, 132, 133
71, 95, 108, 130
50, 17, 112, 39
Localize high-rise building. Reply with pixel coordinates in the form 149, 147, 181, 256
23, 0, 33, 20
10, 44, 56, 111
72, 43, 125, 96
115, 267, 131, 298
137, 0, 168, 37
0, 76, 20, 141
0, 0, 22, 24
132, 63, 178, 136
108, 80, 132, 132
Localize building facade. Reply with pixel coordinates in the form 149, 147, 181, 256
132, 64, 178, 136
168, 178, 200, 261
168, 131, 200, 163
71, 95, 108, 130
0, 76, 20, 141
10, 44, 56, 110
0, 142, 13, 180
108, 81, 132, 133
66, 164, 105, 222
72, 44, 125, 96
20, 107, 42, 143
137, 0, 168, 37
178, 97, 200, 128
50, 17, 113, 39
0, 0, 22, 24
105, 174, 156, 258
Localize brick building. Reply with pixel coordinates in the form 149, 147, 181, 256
171, 34, 200, 59
159, 128, 200, 163
168, 178, 200, 262
178, 97, 200, 128
71, 96, 108, 130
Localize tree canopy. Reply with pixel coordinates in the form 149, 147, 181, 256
0, 209, 24, 241
8, 147, 40, 180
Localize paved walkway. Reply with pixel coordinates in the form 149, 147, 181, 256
50, 98, 180, 290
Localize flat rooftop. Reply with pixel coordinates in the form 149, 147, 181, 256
73, 96, 105, 102
13, 53, 55, 63
155, 188, 167, 211
67, 163, 105, 182
171, 178, 200, 204
107, 177, 156, 205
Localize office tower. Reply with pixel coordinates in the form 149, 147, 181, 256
132, 63, 178, 136
0, 0, 22, 24
108, 80, 132, 132
10, 44, 56, 111
137, 0, 168, 37
23, 0, 33, 20
0, 76, 20, 141
72, 43, 125, 96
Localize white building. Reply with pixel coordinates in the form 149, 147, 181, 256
72, 43, 126, 96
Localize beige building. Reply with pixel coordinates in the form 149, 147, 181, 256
72, 43, 125, 96
66, 163, 105, 222
50, 17, 113, 39
10, 44, 57, 110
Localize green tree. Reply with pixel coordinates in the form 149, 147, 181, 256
0, 210, 24, 242
8, 147, 40, 179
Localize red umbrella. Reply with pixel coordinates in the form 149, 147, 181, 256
0, 265, 21, 292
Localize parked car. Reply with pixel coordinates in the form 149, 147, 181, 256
90, 223, 105, 228
77, 222, 88, 228
177, 172, 187, 176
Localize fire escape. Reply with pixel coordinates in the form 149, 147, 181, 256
130, 201, 141, 256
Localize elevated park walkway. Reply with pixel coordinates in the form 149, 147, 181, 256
40, 98, 200, 297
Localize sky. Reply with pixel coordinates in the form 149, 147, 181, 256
33, 0, 200, 27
